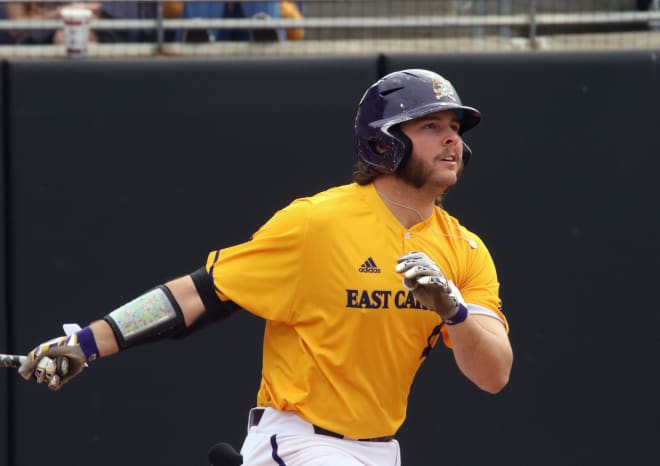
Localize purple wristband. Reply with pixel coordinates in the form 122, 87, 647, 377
444, 303, 469, 326
76, 326, 100, 362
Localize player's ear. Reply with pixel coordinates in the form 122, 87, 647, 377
374, 142, 387, 155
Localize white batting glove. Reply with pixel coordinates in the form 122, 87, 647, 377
395, 251, 468, 323
395, 251, 440, 290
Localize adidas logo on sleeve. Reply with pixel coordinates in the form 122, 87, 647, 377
358, 257, 381, 273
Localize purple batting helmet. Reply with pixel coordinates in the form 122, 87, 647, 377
354, 69, 481, 173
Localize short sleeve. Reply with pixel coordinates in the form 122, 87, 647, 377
205, 199, 310, 323
441, 233, 508, 347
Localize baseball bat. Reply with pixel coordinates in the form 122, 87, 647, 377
0, 353, 25, 369
0, 353, 69, 376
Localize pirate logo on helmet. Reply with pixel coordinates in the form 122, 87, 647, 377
432, 77, 457, 102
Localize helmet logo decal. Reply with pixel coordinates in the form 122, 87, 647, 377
432, 77, 457, 102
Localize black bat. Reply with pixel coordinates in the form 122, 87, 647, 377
0, 353, 69, 376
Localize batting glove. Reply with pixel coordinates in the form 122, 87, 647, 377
19, 326, 100, 391
395, 251, 469, 324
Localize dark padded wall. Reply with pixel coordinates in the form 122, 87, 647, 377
4, 53, 659, 466
7, 57, 379, 466
385, 52, 660, 466
0, 65, 9, 466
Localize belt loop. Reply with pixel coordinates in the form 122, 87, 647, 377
247, 407, 265, 431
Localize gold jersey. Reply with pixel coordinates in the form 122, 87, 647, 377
206, 182, 507, 439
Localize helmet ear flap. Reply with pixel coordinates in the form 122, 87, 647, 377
388, 125, 412, 171
360, 128, 409, 173
367, 140, 383, 155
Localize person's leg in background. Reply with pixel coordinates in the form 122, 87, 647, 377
240, 1, 284, 41
221, 2, 248, 41
178, 1, 226, 41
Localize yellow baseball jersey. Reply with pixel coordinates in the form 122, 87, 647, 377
206, 182, 507, 439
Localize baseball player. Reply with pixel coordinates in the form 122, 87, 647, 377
19, 69, 513, 466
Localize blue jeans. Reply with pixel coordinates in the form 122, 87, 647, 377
180, 2, 284, 41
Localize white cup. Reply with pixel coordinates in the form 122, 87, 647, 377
60, 7, 93, 57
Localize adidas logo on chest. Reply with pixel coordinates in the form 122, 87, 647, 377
358, 257, 381, 273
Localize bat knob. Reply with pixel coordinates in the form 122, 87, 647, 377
55, 356, 69, 377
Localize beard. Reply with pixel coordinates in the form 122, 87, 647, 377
396, 151, 463, 190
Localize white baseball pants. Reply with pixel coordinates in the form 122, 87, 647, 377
240, 407, 402, 466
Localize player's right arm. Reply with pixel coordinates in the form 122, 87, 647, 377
19, 268, 235, 390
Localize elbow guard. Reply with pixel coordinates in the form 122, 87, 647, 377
189, 267, 235, 319
104, 285, 185, 350
172, 267, 238, 339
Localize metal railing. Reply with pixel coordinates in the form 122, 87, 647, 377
0, 0, 658, 57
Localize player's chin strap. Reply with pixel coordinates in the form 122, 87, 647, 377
104, 267, 238, 350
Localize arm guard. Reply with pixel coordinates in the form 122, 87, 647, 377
104, 268, 238, 348
104, 285, 185, 350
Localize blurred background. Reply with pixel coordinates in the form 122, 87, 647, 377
1, 2, 659, 466
0, 0, 658, 57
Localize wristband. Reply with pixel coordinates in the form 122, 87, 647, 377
29, 326, 100, 366
444, 303, 468, 325
75, 326, 101, 362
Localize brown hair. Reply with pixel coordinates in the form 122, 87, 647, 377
351, 160, 446, 207
351, 160, 380, 185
